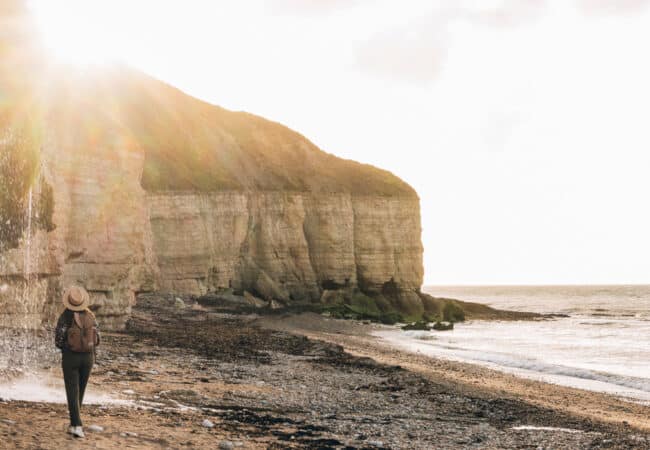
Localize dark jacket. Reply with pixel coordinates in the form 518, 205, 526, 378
54, 309, 100, 352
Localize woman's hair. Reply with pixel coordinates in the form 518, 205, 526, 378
65, 307, 95, 318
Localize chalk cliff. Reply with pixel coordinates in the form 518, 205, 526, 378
148, 192, 423, 300
0, 5, 425, 329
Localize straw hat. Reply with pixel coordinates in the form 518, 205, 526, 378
62, 286, 90, 312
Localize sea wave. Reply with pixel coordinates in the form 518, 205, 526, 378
411, 285, 650, 400
447, 349, 650, 393
378, 322, 650, 400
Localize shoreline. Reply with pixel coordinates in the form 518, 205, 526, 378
374, 327, 650, 404
260, 312, 650, 432
1, 298, 650, 448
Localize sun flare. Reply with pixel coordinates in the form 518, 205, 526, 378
28, 0, 135, 66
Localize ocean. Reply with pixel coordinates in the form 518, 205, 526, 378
375, 285, 650, 402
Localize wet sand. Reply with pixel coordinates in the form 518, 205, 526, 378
1, 296, 649, 449
262, 313, 650, 431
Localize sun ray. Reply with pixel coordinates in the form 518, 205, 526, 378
28, 0, 124, 66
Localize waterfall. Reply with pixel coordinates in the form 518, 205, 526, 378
24, 186, 33, 278
20, 186, 33, 367
0, 170, 56, 377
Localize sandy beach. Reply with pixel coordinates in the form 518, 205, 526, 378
1, 296, 649, 449
264, 313, 650, 431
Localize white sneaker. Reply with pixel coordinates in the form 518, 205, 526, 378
67, 426, 75, 435
72, 426, 85, 438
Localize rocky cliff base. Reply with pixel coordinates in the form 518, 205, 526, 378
191, 287, 541, 327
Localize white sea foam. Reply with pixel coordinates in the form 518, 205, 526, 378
379, 285, 650, 402
0, 374, 130, 405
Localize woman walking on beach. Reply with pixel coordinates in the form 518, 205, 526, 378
54, 286, 100, 438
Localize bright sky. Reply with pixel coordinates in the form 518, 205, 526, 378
29, 0, 650, 285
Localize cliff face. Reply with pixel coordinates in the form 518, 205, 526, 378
0, 53, 424, 328
148, 192, 423, 301
40, 128, 158, 328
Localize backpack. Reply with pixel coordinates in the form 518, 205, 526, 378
67, 312, 99, 353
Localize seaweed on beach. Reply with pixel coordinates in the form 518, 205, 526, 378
125, 296, 343, 364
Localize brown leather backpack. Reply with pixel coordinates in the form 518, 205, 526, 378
67, 312, 99, 353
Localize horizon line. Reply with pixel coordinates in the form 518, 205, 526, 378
423, 283, 650, 288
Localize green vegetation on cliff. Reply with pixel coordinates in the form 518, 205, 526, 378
50, 69, 418, 197
0, 121, 41, 251
0, 128, 56, 252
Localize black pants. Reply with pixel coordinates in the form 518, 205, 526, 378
62, 351, 94, 426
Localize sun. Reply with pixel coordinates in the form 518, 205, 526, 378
28, 0, 131, 66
